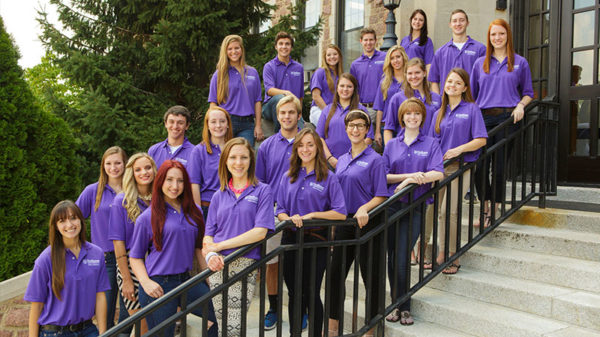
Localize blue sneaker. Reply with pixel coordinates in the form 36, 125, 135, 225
301, 313, 308, 331
264, 309, 277, 330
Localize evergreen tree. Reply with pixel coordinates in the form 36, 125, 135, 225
0, 17, 80, 280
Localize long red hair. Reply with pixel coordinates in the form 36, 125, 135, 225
150, 160, 204, 251
483, 19, 514, 74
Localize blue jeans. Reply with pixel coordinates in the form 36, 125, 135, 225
387, 202, 422, 311
201, 205, 210, 222
104, 252, 129, 330
230, 115, 255, 146
262, 94, 305, 133
139, 273, 218, 337
39, 324, 99, 337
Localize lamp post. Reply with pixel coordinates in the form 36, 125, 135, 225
381, 0, 401, 51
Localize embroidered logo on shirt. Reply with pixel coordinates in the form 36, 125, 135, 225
309, 182, 325, 192
175, 157, 188, 164
247, 75, 256, 80
413, 150, 429, 157
83, 259, 100, 267
464, 50, 476, 55
244, 195, 259, 204
375, 60, 384, 64
455, 113, 470, 119
356, 160, 369, 167
290, 71, 302, 77
514, 65, 520, 69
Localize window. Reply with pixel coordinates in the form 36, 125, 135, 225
302, 0, 322, 74
526, 0, 551, 99
338, 0, 365, 71
305, 0, 321, 29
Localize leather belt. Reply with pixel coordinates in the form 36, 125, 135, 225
41, 319, 93, 332
482, 107, 514, 116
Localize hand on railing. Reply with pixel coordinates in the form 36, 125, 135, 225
354, 205, 370, 228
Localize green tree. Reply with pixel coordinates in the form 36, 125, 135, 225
0, 16, 81, 280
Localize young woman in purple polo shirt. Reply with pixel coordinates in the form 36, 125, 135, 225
75, 146, 127, 330
384, 57, 441, 145
276, 128, 346, 337
26, 200, 110, 337
400, 9, 434, 71
373, 45, 408, 148
202, 137, 274, 336
471, 19, 533, 227
310, 44, 343, 125
130, 160, 217, 337
383, 98, 444, 324
327, 110, 389, 337
428, 68, 488, 274
189, 106, 233, 219
317, 73, 372, 168
108, 153, 157, 334
209, 35, 263, 146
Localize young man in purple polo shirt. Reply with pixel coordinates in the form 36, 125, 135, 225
428, 9, 486, 94
256, 95, 304, 330
147, 105, 195, 169
262, 31, 305, 133
350, 27, 386, 123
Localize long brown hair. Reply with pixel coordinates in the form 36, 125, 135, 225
435, 68, 475, 134
49, 200, 86, 300
95, 146, 127, 211
288, 129, 329, 183
483, 19, 514, 74
150, 160, 204, 252
381, 45, 408, 101
402, 57, 432, 104
320, 44, 344, 95
325, 73, 360, 138
409, 9, 429, 46
218, 138, 258, 191
216, 35, 247, 104
201, 106, 233, 155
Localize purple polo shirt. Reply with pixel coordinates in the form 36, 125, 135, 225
335, 146, 389, 213
276, 169, 347, 227
129, 204, 203, 276
316, 103, 374, 158
384, 90, 441, 134
24, 242, 111, 325
428, 36, 486, 84
373, 77, 403, 114
400, 35, 434, 65
208, 66, 262, 117
310, 67, 338, 107
383, 132, 444, 203
76, 182, 117, 252
263, 57, 305, 102
205, 183, 274, 259
148, 137, 195, 169
187, 143, 221, 203
108, 193, 149, 250
350, 50, 386, 104
256, 130, 296, 198
427, 101, 488, 162
470, 53, 534, 109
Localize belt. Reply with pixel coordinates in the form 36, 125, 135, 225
41, 319, 93, 332
482, 107, 514, 116
230, 115, 254, 121
200, 201, 210, 207
361, 102, 374, 108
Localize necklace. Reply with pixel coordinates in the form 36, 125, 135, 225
139, 193, 152, 201
228, 179, 249, 194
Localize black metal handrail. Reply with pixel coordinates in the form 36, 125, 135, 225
103, 99, 559, 337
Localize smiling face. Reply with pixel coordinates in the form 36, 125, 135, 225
226, 144, 250, 181
56, 209, 82, 241
227, 40, 242, 64
411, 13, 425, 31
444, 72, 468, 98
390, 49, 404, 71
165, 114, 189, 141
337, 78, 354, 101
360, 33, 376, 54
325, 47, 340, 68
207, 109, 228, 139
275, 37, 293, 59
450, 12, 469, 36
489, 24, 508, 50
277, 102, 301, 132
406, 64, 425, 89
133, 157, 154, 187
297, 134, 317, 165
346, 117, 369, 144
104, 153, 125, 180
162, 167, 184, 204
402, 109, 424, 130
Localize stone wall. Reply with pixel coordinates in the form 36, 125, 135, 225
0, 296, 28, 337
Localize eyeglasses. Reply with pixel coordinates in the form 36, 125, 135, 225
347, 123, 367, 131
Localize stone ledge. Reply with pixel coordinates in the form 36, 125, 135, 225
0, 272, 31, 303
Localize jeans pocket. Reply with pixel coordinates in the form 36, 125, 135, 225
39, 331, 58, 337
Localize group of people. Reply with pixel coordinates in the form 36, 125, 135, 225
25, 7, 533, 337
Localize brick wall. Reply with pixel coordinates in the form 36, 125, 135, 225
0, 296, 28, 337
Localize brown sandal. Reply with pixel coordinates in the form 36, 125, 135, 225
386, 308, 400, 322
400, 311, 414, 325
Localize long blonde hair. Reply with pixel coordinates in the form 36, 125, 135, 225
320, 44, 344, 95
95, 146, 127, 211
216, 35, 247, 105
122, 153, 157, 223
381, 45, 408, 101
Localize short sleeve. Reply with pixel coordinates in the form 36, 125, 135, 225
107, 196, 126, 242
426, 140, 445, 173
24, 253, 51, 303
187, 146, 203, 184
204, 194, 219, 237
384, 94, 401, 131
255, 142, 268, 183
373, 80, 385, 111
327, 175, 347, 215
428, 50, 441, 83
470, 58, 482, 100
129, 214, 153, 259
316, 105, 331, 138
275, 175, 290, 216
371, 156, 391, 197
254, 185, 275, 231
519, 59, 534, 98
95, 252, 111, 292
208, 71, 219, 104
262, 62, 275, 95
75, 185, 94, 219
424, 38, 435, 65
310, 68, 324, 92
470, 105, 488, 139
250, 67, 263, 102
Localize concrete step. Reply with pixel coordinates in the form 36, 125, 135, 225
547, 185, 600, 204
461, 245, 600, 292
477, 222, 600, 262
507, 206, 600, 234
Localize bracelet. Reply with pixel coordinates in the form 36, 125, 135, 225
517, 102, 524, 107
327, 155, 333, 161
205, 252, 219, 264
116, 254, 127, 260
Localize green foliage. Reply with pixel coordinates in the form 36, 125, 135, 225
0, 17, 80, 280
